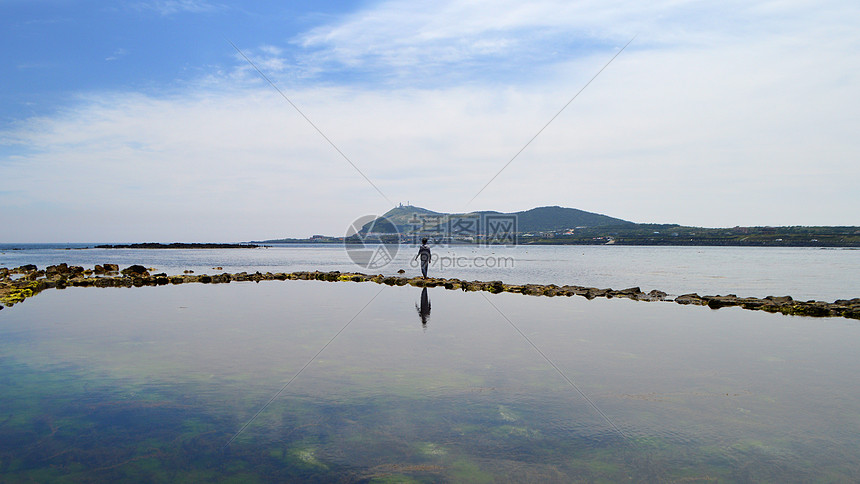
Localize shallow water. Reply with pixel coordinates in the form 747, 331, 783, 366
1, 280, 858, 482
2, 244, 859, 301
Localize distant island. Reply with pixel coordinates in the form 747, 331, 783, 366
95, 243, 262, 249
255, 205, 860, 248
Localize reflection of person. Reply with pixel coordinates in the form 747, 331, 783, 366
414, 238, 431, 279
416, 287, 431, 327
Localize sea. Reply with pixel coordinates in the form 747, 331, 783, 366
2, 243, 860, 481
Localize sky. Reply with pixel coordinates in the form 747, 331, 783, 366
1, 0, 858, 242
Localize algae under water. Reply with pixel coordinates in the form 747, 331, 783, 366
0, 280, 858, 482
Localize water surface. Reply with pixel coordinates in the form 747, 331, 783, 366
1, 280, 858, 482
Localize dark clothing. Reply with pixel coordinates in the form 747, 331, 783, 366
417, 244, 431, 278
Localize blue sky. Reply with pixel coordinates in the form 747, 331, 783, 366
2, 0, 859, 242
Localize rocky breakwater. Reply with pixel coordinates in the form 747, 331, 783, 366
1, 265, 858, 320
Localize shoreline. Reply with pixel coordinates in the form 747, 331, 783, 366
2, 263, 858, 320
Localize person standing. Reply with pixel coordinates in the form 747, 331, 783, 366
415, 238, 431, 279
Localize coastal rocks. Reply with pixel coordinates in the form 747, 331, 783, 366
121, 265, 149, 277
45, 263, 85, 279
93, 264, 117, 274
675, 294, 704, 305
12, 264, 38, 274
92, 263, 119, 273
45, 263, 68, 276
1, 264, 858, 320
765, 295, 793, 305
584, 288, 608, 300
702, 295, 740, 309
0, 279, 48, 307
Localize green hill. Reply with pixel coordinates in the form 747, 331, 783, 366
512, 206, 633, 232
255, 205, 860, 247
368, 205, 631, 235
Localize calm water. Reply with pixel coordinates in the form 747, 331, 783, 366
1, 280, 859, 482
1, 244, 859, 301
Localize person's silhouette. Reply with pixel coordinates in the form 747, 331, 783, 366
416, 287, 431, 328
415, 238, 431, 279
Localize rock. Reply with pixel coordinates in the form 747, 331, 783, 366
103, 263, 119, 272
46, 263, 70, 276
121, 265, 149, 277
737, 297, 770, 309
705, 296, 739, 309
520, 284, 544, 296
27, 270, 45, 280
765, 295, 793, 305
95, 278, 115, 287
397, 269, 405, 274
184, 270, 194, 274
583, 288, 608, 300
93, 265, 105, 274
486, 281, 505, 294
675, 293, 703, 305
14, 264, 37, 273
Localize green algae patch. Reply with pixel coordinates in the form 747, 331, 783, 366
0, 280, 46, 306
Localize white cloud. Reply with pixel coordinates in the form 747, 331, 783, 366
2, 0, 859, 241
105, 48, 128, 62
